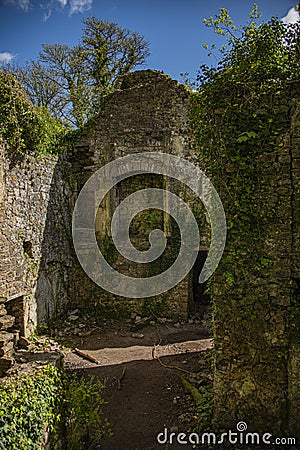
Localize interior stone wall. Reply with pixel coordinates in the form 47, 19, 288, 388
0, 145, 73, 340
68, 70, 195, 320
1, 70, 298, 435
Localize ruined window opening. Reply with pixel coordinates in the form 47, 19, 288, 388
292, 278, 300, 305
6, 295, 25, 336
23, 241, 33, 259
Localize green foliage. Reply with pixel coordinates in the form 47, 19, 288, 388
0, 365, 62, 450
0, 71, 40, 153
190, 7, 299, 289
0, 71, 69, 154
59, 374, 111, 450
0, 366, 111, 450
195, 388, 214, 432
35, 106, 71, 155
7, 17, 150, 127
181, 376, 214, 433
99, 235, 118, 266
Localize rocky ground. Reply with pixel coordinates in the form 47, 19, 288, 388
7, 311, 215, 450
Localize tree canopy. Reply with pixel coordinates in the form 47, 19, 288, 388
6, 17, 150, 128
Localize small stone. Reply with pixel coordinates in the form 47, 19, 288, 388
0, 304, 7, 317
188, 318, 194, 324
19, 336, 31, 348
78, 330, 92, 337
131, 333, 144, 339
135, 315, 141, 322
0, 315, 15, 331
68, 315, 79, 321
0, 357, 14, 375
0, 331, 15, 347
50, 345, 59, 352
150, 321, 155, 326
19, 356, 28, 363
170, 426, 178, 433
0, 341, 14, 357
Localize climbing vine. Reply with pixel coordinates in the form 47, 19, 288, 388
0, 365, 62, 450
0, 71, 69, 155
190, 7, 300, 292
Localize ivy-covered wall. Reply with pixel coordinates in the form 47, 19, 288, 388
203, 88, 300, 436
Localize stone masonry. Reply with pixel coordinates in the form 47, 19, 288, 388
0, 70, 299, 437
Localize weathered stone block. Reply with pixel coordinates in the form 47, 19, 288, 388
0, 304, 7, 316
0, 357, 14, 376
0, 315, 15, 330
0, 331, 14, 347
0, 341, 14, 357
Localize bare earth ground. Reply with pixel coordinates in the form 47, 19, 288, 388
62, 321, 213, 450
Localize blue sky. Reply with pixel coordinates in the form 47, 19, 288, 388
0, 0, 299, 81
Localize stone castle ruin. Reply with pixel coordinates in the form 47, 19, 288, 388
0, 69, 299, 437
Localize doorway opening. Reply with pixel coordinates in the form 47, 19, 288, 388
190, 250, 211, 319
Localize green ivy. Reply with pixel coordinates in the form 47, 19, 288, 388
59, 373, 111, 450
0, 366, 111, 450
0, 365, 62, 450
190, 9, 300, 293
0, 71, 69, 155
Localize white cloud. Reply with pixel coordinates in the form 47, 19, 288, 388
7, 0, 31, 12
43, 9, 52, 21
0, 52, 15, 64
69, 0, 93, 14
56, 0, 67, 6
42, 0, 67, 22
282, 7, 300, 24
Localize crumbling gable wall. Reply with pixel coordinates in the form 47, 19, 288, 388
69, 70, 194, 319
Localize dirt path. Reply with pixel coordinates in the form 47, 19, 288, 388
63, 322, 212, 450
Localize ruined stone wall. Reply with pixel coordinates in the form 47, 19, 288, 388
289, 99, 300, 437
0, 145, 73, 343
68, 70, 194, 319
212, 90, 300, 438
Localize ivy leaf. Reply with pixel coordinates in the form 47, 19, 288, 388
236, 131, 259, 143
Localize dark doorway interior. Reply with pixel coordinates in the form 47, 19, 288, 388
191, 251, 211, 318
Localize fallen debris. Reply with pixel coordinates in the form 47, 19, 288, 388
131, 333, 144, 339
117, 368, 126, 390
74, 347, 100, 364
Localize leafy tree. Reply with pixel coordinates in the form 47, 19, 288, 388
199, 4, 300, 87
5, 17, 150, 127
0, 70, 69, 154
190, 4, 300, 279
